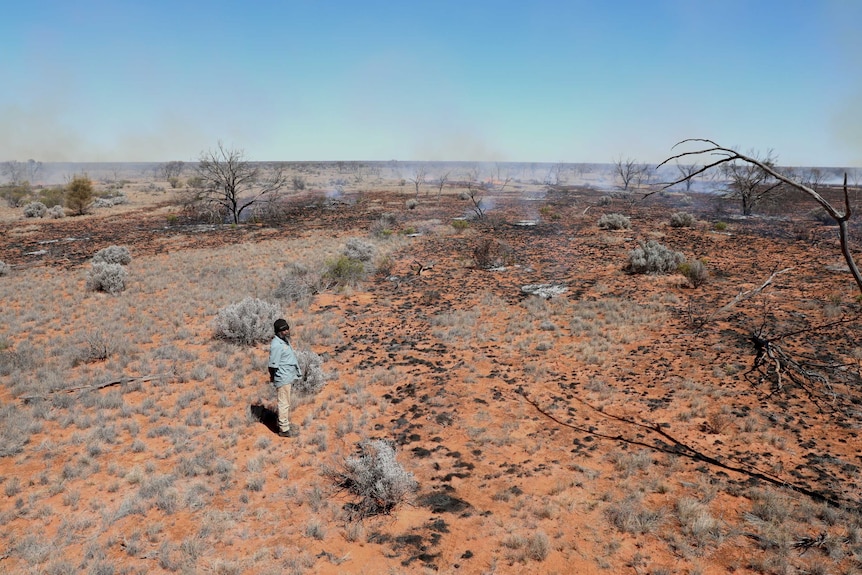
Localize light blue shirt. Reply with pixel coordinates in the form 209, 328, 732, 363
269, 336, 301, 388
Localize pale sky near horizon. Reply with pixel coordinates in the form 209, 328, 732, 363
2, 1, 861, 166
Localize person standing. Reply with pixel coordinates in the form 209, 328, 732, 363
268, 319, 302, 438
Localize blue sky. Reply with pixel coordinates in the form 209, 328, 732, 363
1, 0, 860, 165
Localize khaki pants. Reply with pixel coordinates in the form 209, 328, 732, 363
277, 384, 291, 433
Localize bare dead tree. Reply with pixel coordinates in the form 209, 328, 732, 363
160, 161, 185, 181
1, 161, 26, 184
194, 141, 287, 224
409, 166, 426, 198
435, 171, 450, 202
675, 163, 701, 192
654, 139, 862, 295
721, 149, 782, 215
613, 156, 647, 191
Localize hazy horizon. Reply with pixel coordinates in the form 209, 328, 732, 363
3, 1, 861, 166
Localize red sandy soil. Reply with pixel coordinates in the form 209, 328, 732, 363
1, 186, 861, 574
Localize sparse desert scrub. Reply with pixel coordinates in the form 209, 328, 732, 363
0, 261, 9, 276
598, 212, 631, 230
273, 261, 321, 306
473, 237, 515, 269
324, 255, 366, 287
370, 212, 397, 238
294, 348, 326, 395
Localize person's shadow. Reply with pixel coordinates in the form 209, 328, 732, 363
249, 404, 279, 434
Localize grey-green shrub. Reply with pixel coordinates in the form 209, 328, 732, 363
23, 201, 47, 218
274, 262, 321, 305
0, 261, 8, 277
597, 195, 612, 206
295, 349, 325, 395
405, 198, 418, 210
214, 297, 281, 345
343, 238, 377, 262
46, 205, 65, 219
669, 212, 696, 228
627, 240, 685, 275
328, 440, 417, 518
597, 213, 631, 230
86, 262, 128, 294
92, 245, 132, 266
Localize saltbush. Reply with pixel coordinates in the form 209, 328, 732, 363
627, 240, 685, 275
214, 297, 281, 345
669, 212, 696, 228
405, 198, 418, 210
92, 245, 132, 266
274, 262, 321, 305
23, 201, 47, 218
86, 262, 128, 294
46, 205, 65, 219
294, 349, 325, 395
597, 195, 612, 206
327, 440, 417, 518
343, 238, 377, 262
597, 213, 631, 230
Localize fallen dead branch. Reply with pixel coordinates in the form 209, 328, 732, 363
20, 373, 171, 403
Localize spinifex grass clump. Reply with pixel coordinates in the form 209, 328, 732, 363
214, 297, 281, 345
326, 439, 417, 519
678, 259, 709, 287
324, 255, 366, 288
627, 240, 685, 275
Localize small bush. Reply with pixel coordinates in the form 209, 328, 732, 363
473, 238, 514, 269
66, 175, 94, 215
214, 297, 281, 345
713, 221, 727, 231
451, 219, 469, 230
370, 213, 397, 238
597, 195, 612, 206
325, 255, 366, 287
274, 262, 321, 305
597, 213, 631, 230
1, 182, 32, 207
0, 261, 9, 277
343, 238, 377, 262
23, 201, 47, 218
46, 205, 65, 218
669, 212, 696, 228
678, 259, 709, 287
92, 245, 132, 266
326, 440, 417, 518
627, 240, 685, 275
86, 262, 128, 294
405, 198, 418, 210
292, 175, 307, 191
294, 349, 326, 395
